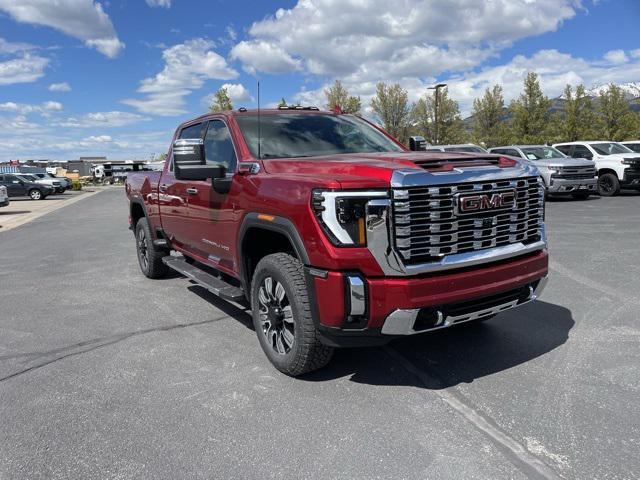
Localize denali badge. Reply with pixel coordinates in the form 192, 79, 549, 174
456, 190, 516, 215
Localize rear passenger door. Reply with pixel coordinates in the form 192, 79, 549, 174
185, 119, 239, 273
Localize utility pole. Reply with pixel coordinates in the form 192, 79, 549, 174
428, 83, 447, 144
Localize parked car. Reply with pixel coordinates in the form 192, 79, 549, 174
621, 141, 640, 153
125, 108, 548, 376
0, 185, 9, 207
423, 143, 489, 153
17, 173, 64, 194
488, 145, 597, 199
30, 172, 71, 192
0, 173, 54, 200
553, 141, 640, 196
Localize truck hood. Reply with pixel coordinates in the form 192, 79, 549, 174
532, 157, 595, 168
261, 151, 514, 186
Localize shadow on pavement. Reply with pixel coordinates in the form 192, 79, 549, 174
184, 282, 573, 389
0, 210, 31, 215
305, 300, 574, 389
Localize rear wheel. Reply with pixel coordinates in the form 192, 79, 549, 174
135, 217, 169, 279
28, 189, 42, 200
598, 173, 620, 196
251, 253, 333, 376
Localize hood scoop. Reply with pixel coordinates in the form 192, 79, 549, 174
410, 155, 515, 172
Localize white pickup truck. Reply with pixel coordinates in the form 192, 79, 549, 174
553, 141, 640, 196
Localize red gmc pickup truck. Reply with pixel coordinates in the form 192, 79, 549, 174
125, 107, 548, 376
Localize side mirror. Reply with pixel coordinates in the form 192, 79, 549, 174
409, 136, 427, 151
173, 138, 225, 181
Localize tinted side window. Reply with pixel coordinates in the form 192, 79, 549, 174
626, 144, 640, 153
204, 120, 237, 173
572, 145, 593, 159
491, 149, 507, 155
179, 123, 204, 139
555, 145, 571, 155
505, 149, 522, 157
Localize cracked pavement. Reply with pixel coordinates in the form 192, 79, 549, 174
0, 189, 638, 479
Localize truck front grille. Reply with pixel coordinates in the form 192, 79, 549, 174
391, 177, 543, 265
554, 166, 596, 180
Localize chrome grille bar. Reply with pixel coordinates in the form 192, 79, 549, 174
391, 177, 544, 264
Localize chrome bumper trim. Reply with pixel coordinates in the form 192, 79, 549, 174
381, 276, 548, 336
346, 275, 365, 316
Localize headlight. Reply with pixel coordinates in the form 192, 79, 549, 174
547, 166, 561, 173
312, 190, 388, 246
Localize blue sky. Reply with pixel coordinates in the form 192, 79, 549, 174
0, 0, 639, 161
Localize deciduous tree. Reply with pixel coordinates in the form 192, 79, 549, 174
370, 82, 410, 142
324, 80, 361, 114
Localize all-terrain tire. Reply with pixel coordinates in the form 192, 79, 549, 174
598, 173, 620, 197
251, 253, 334, 376
135, 217, 169, 279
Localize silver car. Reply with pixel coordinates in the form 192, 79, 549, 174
488, 145, 597, 199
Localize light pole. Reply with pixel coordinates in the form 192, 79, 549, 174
428, 83, 447, 144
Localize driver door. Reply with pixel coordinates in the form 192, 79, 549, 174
185, 119, 239, 274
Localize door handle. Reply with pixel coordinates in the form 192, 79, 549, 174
159, 184, 168, 193
186, 188, 199, 195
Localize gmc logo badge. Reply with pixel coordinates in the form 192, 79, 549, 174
456, 190, 516, 214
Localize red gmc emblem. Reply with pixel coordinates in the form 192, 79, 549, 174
456, 190, 516, 214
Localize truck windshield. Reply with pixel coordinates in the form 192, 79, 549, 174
520, 147, 565, 160
235, 114, 404, 159
591, 142, 633, 155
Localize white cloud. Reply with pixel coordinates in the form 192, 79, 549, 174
0, 100, 62, 115
54, 111, 149, 128
445, 49, 640, 115
0, 53, 49, 85
146, 0, 171, 7
0, 37, 36, 54
233, 0, 578, 80
122, 38, 237, 116
202, 83, 253, 108
0, 0, 124, 58
631, 49, 640, 59
85, 135, 112, 143
48, 82, 72, 92
603, 49, 629, 65
230, 40, 301, 75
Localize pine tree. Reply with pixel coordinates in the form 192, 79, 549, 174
210, 87, 233, 112
471, 85, 508, 147
559, 84, 598, 141
509, 72, 552, 144
370, 82, 410, 143
597, 84, 636, 140
324, 80, 361, 114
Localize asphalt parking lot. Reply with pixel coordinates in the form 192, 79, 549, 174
0, 189, 638, 479
0, 189, 101, 232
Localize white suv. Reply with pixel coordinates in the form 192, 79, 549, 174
553, 141, 640, 196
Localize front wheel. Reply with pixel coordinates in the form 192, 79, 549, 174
28, 189, 42, 200
598, 173, 620, 196
135, 217, 169, 279
251, 253, 334, 376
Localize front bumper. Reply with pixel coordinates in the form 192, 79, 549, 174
310, 249, 549, 347
622, 169, 640, 188
548, 177, 597, 194
0, 198, 9, 207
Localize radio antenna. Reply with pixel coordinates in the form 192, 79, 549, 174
257, 80, 261, 160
